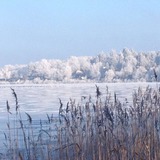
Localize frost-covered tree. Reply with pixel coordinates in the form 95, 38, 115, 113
0, 48, 159, 83
133, 66, 147, 81
0, 65, 15, 81
105, 69, 115, 82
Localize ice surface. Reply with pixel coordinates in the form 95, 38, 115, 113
0, 82, 159, 149
0, 82, 159, 118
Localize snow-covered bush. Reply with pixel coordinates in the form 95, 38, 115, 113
0, 48, 159, 83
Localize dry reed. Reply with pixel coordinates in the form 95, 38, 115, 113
1, 83, 160, 160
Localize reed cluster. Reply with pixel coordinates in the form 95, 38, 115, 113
1, 84, 160, 160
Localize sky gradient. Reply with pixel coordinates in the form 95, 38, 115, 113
0, 0, 160, 67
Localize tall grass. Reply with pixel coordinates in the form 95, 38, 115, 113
1, 84, 160, 160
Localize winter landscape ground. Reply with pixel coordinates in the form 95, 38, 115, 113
0, 82, 160, 159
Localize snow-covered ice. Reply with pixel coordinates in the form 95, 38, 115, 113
0, 82, 159, 150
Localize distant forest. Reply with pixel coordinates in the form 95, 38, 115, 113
0, 48, 159, 83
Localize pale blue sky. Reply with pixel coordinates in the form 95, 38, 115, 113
0, 0, 160, 66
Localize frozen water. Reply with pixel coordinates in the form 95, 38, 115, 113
0, 82, 159, 150
0, 82, 159, 119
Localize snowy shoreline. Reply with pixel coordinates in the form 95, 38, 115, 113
0, 49, 159, 83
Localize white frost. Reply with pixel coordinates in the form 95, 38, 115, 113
0, 48, 159, 83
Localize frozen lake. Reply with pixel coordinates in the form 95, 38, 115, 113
0, 82, 159, 120
0, 82, 159, 150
